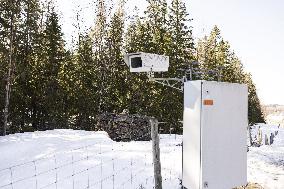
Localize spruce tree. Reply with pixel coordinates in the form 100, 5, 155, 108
196, 26, 265, 124
40, 6, 67, 130
69, 34, 98, 130
244, 74, 265, 124
168, 0, 194, 76
125, 0, 196, 132
144, 0, 169, 53
91, 0, 108, 113
0, 0, 22, 135
105, 0, 128, 113
163, 0, 195, 132
13, 0, 42, 132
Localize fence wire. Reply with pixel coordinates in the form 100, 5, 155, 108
0, 132, 156, 189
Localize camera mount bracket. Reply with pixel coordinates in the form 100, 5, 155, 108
147, 71, 186, 92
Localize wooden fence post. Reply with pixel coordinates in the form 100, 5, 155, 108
257, 128, 262, 145
270, 133, 274, 145
248, 126, 252, 146
150, 118, 162, 189
264, 134, 269, 145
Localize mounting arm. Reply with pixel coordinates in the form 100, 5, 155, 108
147, 72, 186, 92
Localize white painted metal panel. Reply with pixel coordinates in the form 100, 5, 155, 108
183, 81, 202, 189
201, 82, 247, 189
183, 81, 248, 189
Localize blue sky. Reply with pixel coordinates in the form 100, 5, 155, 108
57, 0, 284, 105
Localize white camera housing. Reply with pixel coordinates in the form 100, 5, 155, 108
124, 52, 169, 73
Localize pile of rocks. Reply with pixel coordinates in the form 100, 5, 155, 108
96, 112, 152, 142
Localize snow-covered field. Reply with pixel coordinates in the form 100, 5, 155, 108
0, 130, 181, 189
0, 125, 283, 189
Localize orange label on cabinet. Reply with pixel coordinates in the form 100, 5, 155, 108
204, 99, 214, 106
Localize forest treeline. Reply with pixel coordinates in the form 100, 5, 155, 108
0, 0, 265, 135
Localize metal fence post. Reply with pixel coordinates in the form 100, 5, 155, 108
150, 118, 162, 189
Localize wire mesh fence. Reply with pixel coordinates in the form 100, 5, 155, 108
0, 125, 182, 189
0, 131, 156, 189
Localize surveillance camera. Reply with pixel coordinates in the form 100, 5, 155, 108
124, 52, 169, 73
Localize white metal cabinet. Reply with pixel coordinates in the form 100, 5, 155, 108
183, 81, 248, 189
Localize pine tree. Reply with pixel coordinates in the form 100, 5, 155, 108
105, 0, 128, 112
0, 0, 22, 135
12, 0, 43, 132
144, 0, 169, 53
0, 0, 265, 134
162, 0, 195, 132
125, 20, 154, 115
124, 0, 196, 132
197, 26, 222, 80
125, 1, 163, 118
69, 34, 98, 130
168, 0, 194, 76
40, 6, 67, 130
91, 0, 108, 113
244, 74, 265, 124
197, 26, 265, 124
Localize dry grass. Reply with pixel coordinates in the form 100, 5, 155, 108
234, 183, 265, 189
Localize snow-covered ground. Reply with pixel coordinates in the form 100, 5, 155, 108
248, 125, 284, 189
0, 125, 283, 189
0, 130, 182, 189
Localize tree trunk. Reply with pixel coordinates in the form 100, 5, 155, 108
3, 12, 14, 136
